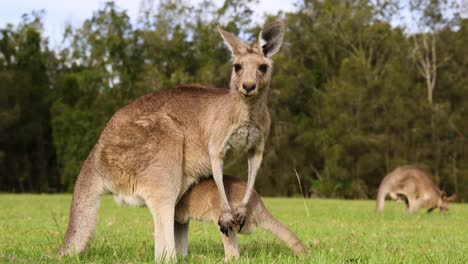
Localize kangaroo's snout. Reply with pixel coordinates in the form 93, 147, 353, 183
240, 82, 257, 96
242, 83, 256, 92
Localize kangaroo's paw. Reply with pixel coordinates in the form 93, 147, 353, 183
234, 204, 247, 231
218, 209, 236, 237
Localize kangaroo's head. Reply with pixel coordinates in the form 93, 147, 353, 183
218, 21, 285, 98
437, 192, 456, 212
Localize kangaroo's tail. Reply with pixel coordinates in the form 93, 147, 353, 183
376, 185, 387, 213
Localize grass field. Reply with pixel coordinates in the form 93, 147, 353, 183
1, 195, 467, 263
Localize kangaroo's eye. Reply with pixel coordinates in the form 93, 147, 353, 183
234, 64, 242, 73
259, 64, 268, 73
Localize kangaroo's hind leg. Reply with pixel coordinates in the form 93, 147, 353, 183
396, 193, 409, 209
144, 194, 179, 262
406, 197, 423, 214
139, 134, 184, 262
58, 157, 104, 255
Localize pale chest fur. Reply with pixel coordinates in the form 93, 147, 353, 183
224, 122, 263, 154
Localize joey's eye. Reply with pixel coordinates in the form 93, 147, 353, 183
234, 64, 242, 72
259, 64, 268, 73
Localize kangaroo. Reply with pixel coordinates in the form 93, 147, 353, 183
376, 165, 456, 213
58, 21, 285, 261
173, 175, 308, 261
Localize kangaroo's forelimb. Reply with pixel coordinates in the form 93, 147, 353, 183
236, 145, 264, 230
210, 155, 236, 236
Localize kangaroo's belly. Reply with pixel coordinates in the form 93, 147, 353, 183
181, 138, 212, 192
114, 194, 146, 207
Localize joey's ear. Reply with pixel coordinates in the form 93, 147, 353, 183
217, 26, 249, 56
258, 20, 285, 58
446, 194, 457, 202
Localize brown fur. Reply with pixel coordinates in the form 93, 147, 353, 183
174, 176, 308, 260
376, 165, 456, 213
58, 21, 285, 261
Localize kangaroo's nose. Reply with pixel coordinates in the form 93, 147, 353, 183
242, 83, 256, 92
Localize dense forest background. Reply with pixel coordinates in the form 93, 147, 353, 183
0, 0, 467, 200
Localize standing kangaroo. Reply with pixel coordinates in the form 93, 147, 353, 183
174, 175, 308, 261
376, 165, 456, 213
58, 21, 285, 261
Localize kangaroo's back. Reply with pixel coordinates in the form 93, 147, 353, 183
94, 85, 244, 190
382, 166, 440, 194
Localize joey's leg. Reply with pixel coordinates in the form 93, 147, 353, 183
210, 156, 236, 236
235, 144, 264, 229
175, 221, 189, 257
220, 231, 240, 262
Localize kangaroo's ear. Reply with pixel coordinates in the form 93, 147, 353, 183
446, 194, 457, 202
258, 21, 285, 58
441, 191, 447, 198
217, 26, 249, 57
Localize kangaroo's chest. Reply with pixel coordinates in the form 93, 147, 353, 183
225, 123, 262, 152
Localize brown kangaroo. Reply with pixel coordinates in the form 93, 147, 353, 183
376, 165, 456, 213
58, 21, 285, 261
173, 176, 308, 261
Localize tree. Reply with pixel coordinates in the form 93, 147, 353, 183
0, 12, 56, 192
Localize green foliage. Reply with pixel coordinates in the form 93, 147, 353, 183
0, 12, 56, 192
0, 0, 467, 198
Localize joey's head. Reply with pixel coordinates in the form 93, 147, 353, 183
438, 192, 456, 212
217, 21, 285, 98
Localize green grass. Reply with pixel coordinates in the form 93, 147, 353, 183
1, 195, 467, 263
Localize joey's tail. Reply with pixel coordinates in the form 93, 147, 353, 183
258, 205, 307, 256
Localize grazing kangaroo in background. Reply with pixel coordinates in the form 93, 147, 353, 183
173, 175, 308, 261
58, 21, 285, 261
376, 165, 456, 213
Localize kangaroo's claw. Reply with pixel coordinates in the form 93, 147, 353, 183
234, 204, 247, 231
218, 209, 235, 237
